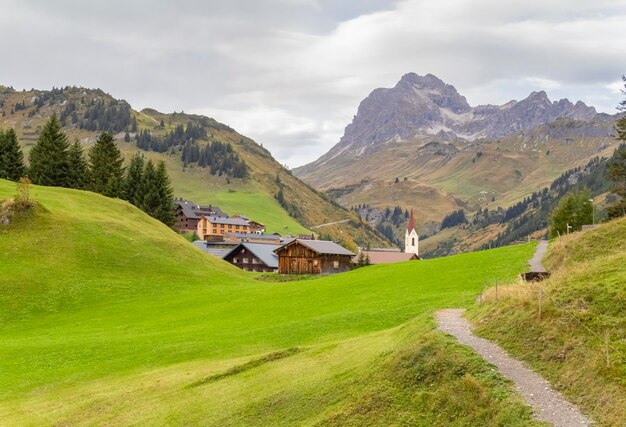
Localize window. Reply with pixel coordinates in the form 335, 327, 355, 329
333, 261, 340, 269
412, 238, 415, 246
313, 260, 319, 267
233, 258, 238, 264
243, 258, 249, 263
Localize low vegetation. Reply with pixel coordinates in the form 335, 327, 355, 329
469, 217, 626, 426
0, 178, 539, 424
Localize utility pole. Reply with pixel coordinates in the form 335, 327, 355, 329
589, 199, 595, 225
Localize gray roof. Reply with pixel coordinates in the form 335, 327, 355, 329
203, 216, 250, 226
225, 243, 280, 268
227, 232, 279, 240
276, 239, 355, 256
192, 241, 238, 258
174, 200, 227, 219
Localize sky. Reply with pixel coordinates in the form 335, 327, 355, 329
1, 0, 625, 167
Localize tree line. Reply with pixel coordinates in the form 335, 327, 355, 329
0, 115, 175, 227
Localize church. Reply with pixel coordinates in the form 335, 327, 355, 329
405, 208, 419, 256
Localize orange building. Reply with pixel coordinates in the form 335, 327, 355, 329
197, 216, 251, 241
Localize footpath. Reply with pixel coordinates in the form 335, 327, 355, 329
436, 242, 591, 427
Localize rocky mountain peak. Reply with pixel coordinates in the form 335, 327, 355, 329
299, 73, 605, 169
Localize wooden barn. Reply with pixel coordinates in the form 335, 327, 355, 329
274, 239, 355, 275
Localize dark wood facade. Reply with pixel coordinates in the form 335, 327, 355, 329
223, 244, 278, 273
275, 241, 352, 275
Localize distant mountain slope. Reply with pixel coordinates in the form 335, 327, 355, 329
0, 85, 389, 249
293, 74, 620, 249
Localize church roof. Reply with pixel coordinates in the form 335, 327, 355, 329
407, 208, 416, 233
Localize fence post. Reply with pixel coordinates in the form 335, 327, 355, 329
538, 287, 542, 321
605, 330, 610, 367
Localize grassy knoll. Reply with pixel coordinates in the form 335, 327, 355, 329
0, 179, 538, 424
469, 217, 626, 426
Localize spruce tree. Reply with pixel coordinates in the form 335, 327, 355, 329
0, 129, 26, 181
28, 115, 70, 186
122, 152, 145, 204
88, 132, 124, 197
66, 140, 87, 189
138, 160, 159, 215
154, 161, 175, 226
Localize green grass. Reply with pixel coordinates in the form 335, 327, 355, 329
0, 179, 538, 424
116, 144, 311, 235
469, 217, 626, 426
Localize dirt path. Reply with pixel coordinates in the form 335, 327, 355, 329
436, 309, 591, 427
310, 219, 350, 229
529, 239, 549, 272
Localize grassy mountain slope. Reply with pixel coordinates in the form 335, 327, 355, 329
302, 120, 617, 217
469, 218, 626, 426
0, 86, 388, 248
0, 179, 539, 424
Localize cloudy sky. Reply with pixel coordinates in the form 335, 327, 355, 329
1, 0, 625, 167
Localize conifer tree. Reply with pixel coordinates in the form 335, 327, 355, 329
137, 160, 159, 215
154, 160, 175, 226
28, 115, 70, 186
0, 128, 26, 181
66, 140, 87, 189
88, 132, 124, 197
122, 152, 144, 204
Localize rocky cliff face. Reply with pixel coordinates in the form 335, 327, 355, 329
300, 73, 604, 168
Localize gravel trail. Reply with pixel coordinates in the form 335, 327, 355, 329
436, 309, 591, 427
529, 240, 549, 272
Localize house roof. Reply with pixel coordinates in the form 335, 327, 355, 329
225, 243, 280, 268
275, 239, 355, 256
174, 200, 227, 219
192, 241, 238, 258
226, 232, 279, 240
203, 216, 250, 226
354, 251, 419, 264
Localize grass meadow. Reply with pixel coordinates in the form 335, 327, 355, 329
0, 179, 539, 425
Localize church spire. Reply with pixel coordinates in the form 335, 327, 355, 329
407, 208, 416, 233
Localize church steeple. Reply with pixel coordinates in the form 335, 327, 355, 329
405, 208, 419, 255
407, 208, 416, 234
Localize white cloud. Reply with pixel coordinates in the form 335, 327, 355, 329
1, 0, 625, 167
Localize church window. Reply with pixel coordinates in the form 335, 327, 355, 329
412, 238, 415, 246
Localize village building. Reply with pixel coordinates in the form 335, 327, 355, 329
174, 199, 227, 233
405, 208, 419, 256
353, 250, 420, 265
223, 232, 283, 245
247, 220, 266, 234
274, 239, 355, 275
192, 240, 238, 258
197, 216, 251, 241
223, 242, 280, 272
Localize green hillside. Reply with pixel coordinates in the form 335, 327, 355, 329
470, 217, 626, 426
0, 86, 388, 249
0, 179, 539, 425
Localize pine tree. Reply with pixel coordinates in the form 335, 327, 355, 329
28, 115, 70, 186
0, 128, 26, 181
66, 140, 87, 189
122, 152, 144, 204
137, 160, 159, 215
88, 132, 124, 197
154, 160, 175, 226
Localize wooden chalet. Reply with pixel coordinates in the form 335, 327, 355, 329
223, 243, 280, 273
274, 239, 355, 275
174, 199, 227, 233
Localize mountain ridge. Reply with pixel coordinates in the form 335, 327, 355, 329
298, 73, 605, 172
